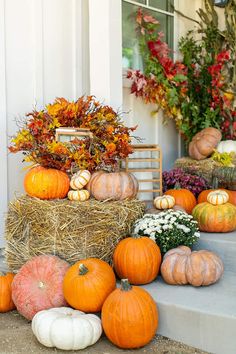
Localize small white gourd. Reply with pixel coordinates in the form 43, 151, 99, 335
217, 140, 236, 154
68, 189, 90, 201
70, 170, 91, 190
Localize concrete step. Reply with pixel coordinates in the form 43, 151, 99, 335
143, 272, 236, 354
193, 231, 236, 274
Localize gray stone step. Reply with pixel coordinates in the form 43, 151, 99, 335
193, 231, 236, 274
143, 272, 236, 354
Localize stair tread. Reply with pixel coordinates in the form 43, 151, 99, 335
198, 231, 236, 243
142, 273, 236, 318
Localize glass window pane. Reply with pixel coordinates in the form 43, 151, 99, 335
122, 2, 174, 69
135, 0, 147, 4
149, 0, 174, 13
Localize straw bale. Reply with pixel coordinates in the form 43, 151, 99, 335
175, 156, 236, 187
5, 196, 145, 272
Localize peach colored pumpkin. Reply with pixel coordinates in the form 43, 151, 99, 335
24, 166, 70, 200
161, 246, 224, 286
189, 127, 222, 160
86, 171, 139, 201
12, 255, 69, 320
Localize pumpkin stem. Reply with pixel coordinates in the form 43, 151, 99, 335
131, 233, 141, 239
174, 182, 181, 190
120, 279, 132, 291
79, 263, 89, 275
212, 176, 219, 189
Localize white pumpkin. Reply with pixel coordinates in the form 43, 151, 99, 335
32, 307, 102, 350
70, 170, 91, 190
217, 140, 236, 154
207, 190, 229, 205
154, 195, 175, 209
68, 189, 90, 201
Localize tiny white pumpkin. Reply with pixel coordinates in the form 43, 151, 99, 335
207, 190, 229, 205
154, 195, 175, 210
68, 189, 90, 201
70, 170, 91, 190
216, 140, 236, 154
32, 307, 102, 350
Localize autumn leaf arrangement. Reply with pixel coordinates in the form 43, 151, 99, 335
9, 96, 137, 172
127, 0, 236, 143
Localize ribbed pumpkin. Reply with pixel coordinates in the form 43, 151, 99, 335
192, 200, 236, 233
101, 279, 158, 349
12, 255, 69, 320
68, 189, 90, 201
207, 190, 229, 205
161, 246, 224, 286
154, 195, 175, 210
188, 127, 222, 160
164, 188, 196, 214
0, 272, 15, 312
113, 235, 161, 285
24, 166, 70, 199
70, 170, 91, 190
86, 171, 139, 201
63, 258, 116, 312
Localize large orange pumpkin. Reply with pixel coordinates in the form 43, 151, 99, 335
101, 279, 158, 349
164, 188, 196, 214
113, 235, 161, 285
12, 255, 69, 320
188, 127, 222, 160
161, 246, 224, 286
0, 272, 15, 312
86, 170, 138, 201
24, 166, 70, 199
192, 201, 236, 232
63, 258, 116, 312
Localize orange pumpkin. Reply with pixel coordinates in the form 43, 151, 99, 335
24, 166, 70, 199
12, 255, 69, 320
113, 235, 161, 285
63, 258, 116, 312
101, 279, 158, 349
164, 188, 196, 214
161, 246, 224, 286
0, 272, 15, 312
198, 189, 236, 206
192, 201, 236, 233
86, 170, 138, 201
188, 127, 222, 160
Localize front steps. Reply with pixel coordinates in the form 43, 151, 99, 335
143, 231, 236, 354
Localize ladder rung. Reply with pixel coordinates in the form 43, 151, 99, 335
126, 158, 160, 162
138, 179, 161, 183
138, 189, 162, 193
132, 148, 160, 152
127, 169, 160, 172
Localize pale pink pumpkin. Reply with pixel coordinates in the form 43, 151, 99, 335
12, 255, 69, 320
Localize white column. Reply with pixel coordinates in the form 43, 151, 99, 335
88, 0, 122, 109
0, 0, 7, 247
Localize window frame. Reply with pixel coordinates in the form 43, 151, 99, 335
122, 0, 176, 87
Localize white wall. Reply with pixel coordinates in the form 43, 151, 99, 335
0, 0, 89, 246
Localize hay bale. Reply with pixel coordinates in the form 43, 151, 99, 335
175, 156, 236, 187
5, 196, 145, 272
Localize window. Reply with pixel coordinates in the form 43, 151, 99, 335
122, 0, 174, 70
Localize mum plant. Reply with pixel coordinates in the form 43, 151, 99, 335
133, 210, 200, 254
127, 0, 236, 143
9, 96, 137, 172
